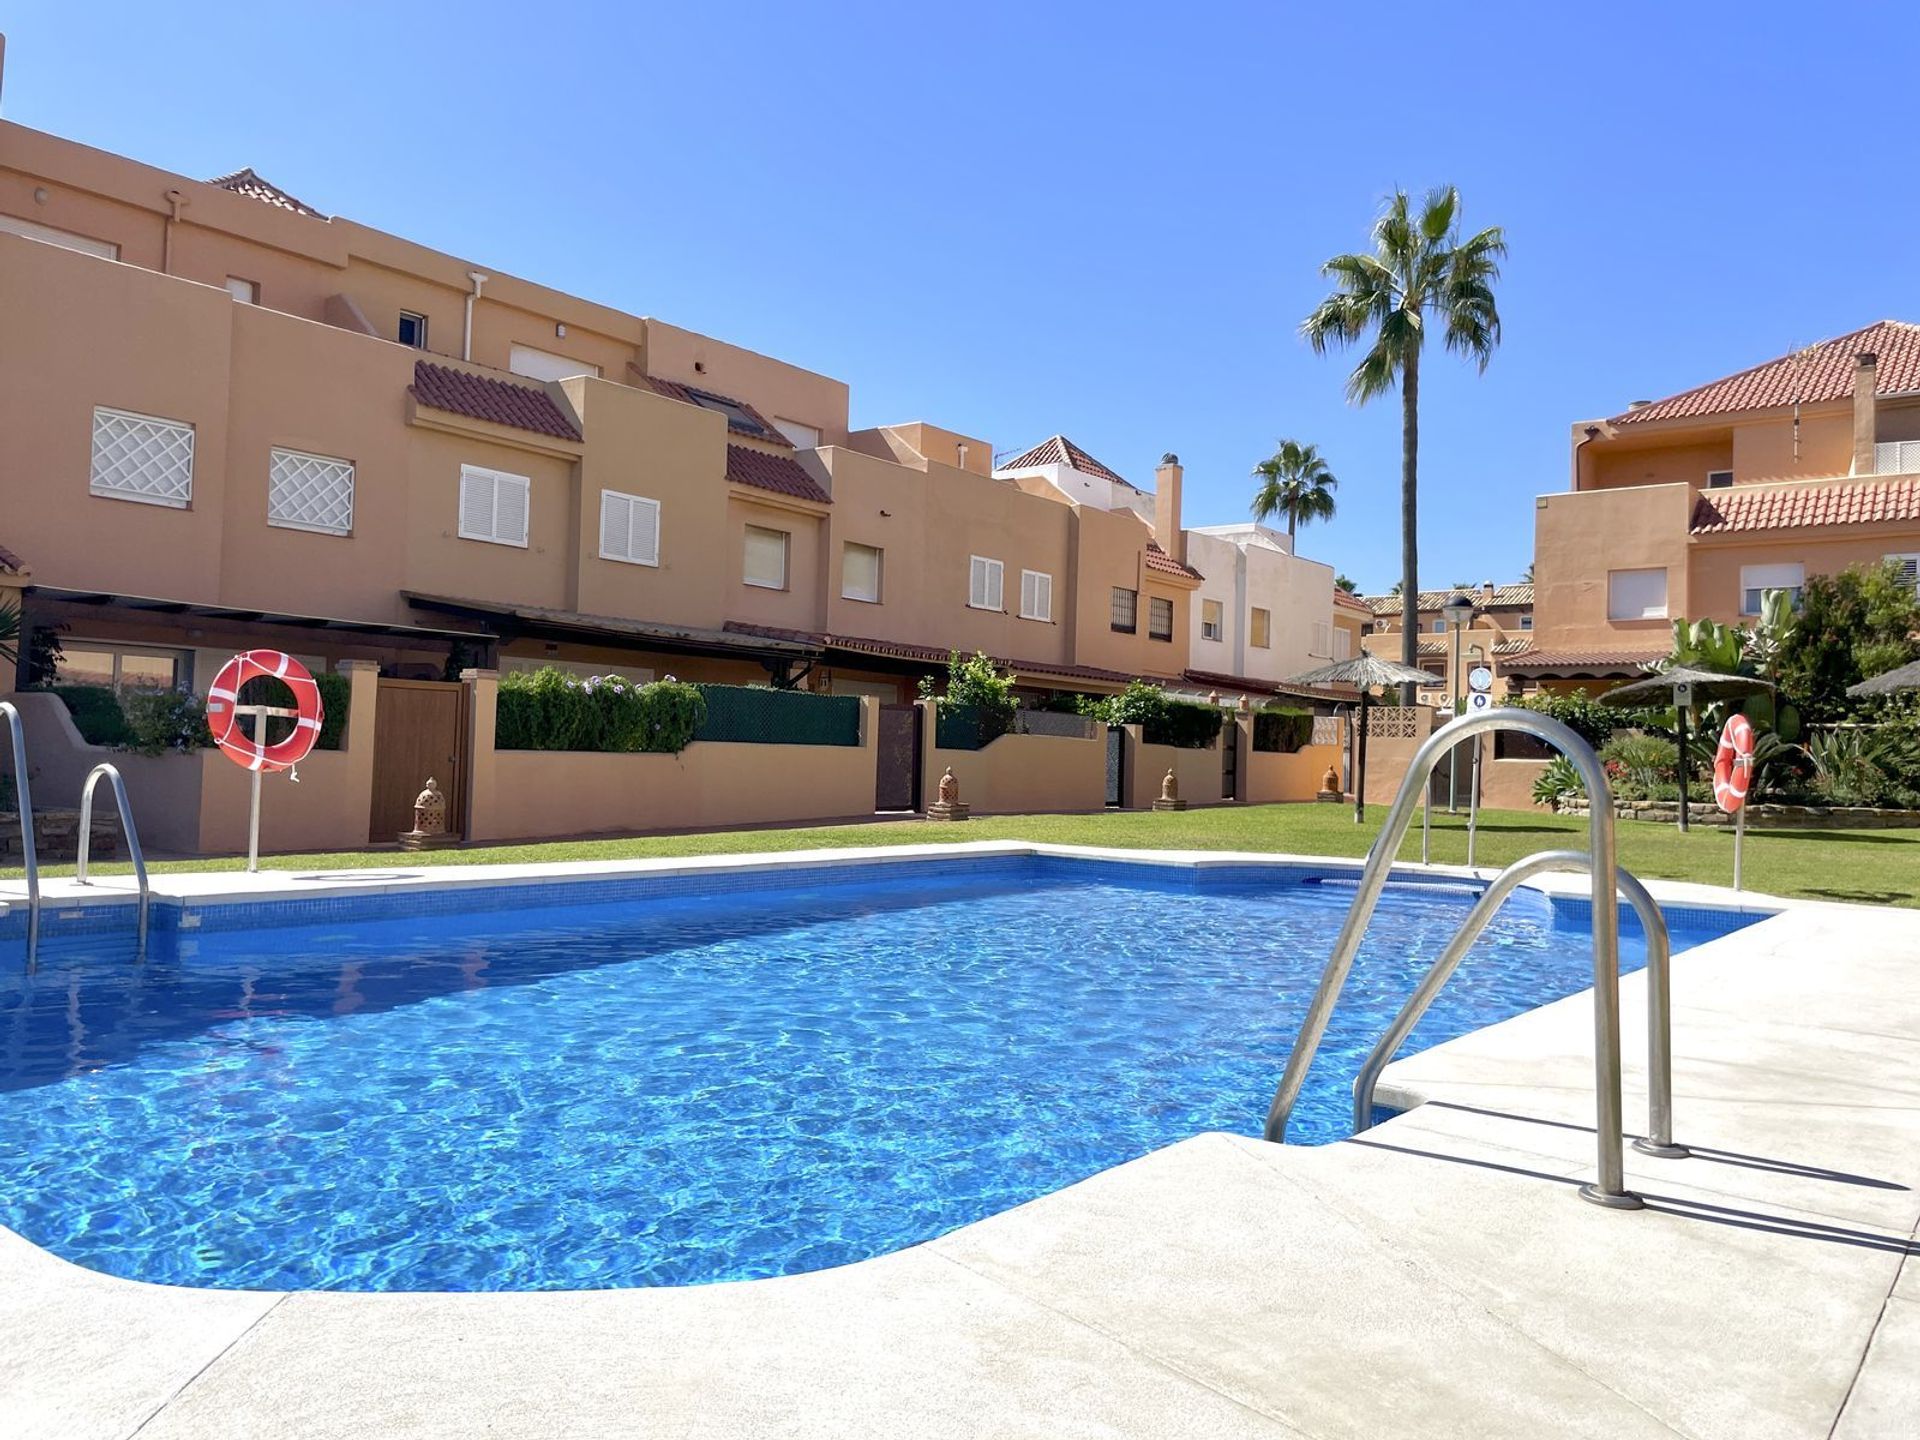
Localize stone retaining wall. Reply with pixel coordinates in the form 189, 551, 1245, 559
0, 808, 121, 863
1561, 801, 1920, 829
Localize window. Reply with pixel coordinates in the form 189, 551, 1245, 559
1431, 618, 1446, 634
268, 448, 355, 535
687, 389, 776, 440
90, 407, 194, 507
969, 555, 1005, 610
55, 642, 191, 693
457, 464, 531, 547
1312, 620, 1332, 655
510, 344, 601, 382
1706, 469, 1734, 489
1333, 627, 1353, 661
1148, 596, 1174, 641
0, 213, 119, 259
775, 418, 822, 449
599, 489, 661, 566
1740, 562, 1804, 615
1887, 553, 1920, 596
1019, 568, 1053, 622
1519, 614, 1534, 630
1607, 567, 1668, 620
1250, 607, 1272, 649
1110, 587, 1138, 633
744, 525, 790, 589
1874, 441, 1920, 476
1201, 598, 1224, 641
225, 276, 259, 304
398, 311, 428, 349
843, 542, 883, 602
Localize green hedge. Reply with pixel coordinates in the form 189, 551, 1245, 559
1143, 700, 1224, 750
1252, 706, 1315, 753
48, 674, 350, 755
934, 700, 1008, 751
496, 668, 705, 752
694, 684, 861, 747
49, 684, 135, 747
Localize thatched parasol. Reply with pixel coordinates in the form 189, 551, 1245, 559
1847, 659, 1920, 698
1288, 655, 1444, 821
1601, 667, 1776, 832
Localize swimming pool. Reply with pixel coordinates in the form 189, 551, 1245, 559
0, 854, 1757, 1292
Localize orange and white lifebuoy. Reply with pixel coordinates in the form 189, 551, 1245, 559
1712, 713, 1755, 814
205, 650, 324, 774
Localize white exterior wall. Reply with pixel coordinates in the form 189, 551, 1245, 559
994, 461, 1154, 522
1185, 524, 1336, 683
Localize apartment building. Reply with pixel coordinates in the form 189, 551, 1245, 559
1514, 321, 1920, 690
0, 76, 1215, 706
997, 439, 1344, 705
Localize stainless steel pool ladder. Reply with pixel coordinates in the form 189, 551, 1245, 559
1, 700, 40, 959
1348, 849, 1685, 1160
76, 762, 151, 954
1262, 708, 1673, 1211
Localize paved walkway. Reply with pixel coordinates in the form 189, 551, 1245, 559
2, 854, 1915, 1438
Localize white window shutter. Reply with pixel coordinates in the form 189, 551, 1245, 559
628, 496, 659, 566
459, 469, 495, 539
496, 475, 530, 546
970, 556, 989, 608
600, 490, 631, 559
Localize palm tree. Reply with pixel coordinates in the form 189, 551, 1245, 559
1250, 440, 1338, 544
1302, 186, 1505, 699
1334, 574, 1358, 594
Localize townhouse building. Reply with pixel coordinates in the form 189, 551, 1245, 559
1359, 583, 1535, 706
1512, 321, 1920, 691
0, 90, 1237, 708
996, 439, 1344, 706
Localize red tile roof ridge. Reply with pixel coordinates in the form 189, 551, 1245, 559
1612, 320, 1920, 427
408, 360, 582, 442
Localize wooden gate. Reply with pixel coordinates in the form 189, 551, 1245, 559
875, 703, 922, 812
369, 679, 468, 842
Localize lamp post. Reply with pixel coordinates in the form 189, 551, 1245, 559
1441, 593, 1475, 812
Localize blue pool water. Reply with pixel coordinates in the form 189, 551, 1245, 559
0, 857, 1757, 1292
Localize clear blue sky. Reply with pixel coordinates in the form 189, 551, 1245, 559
6, 3, 1918, 592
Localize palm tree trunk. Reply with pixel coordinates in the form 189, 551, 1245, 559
1399, 347, 1420, 705
1288, 511, 1297, 544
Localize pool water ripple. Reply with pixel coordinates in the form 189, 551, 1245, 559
0, 863, 1752, 1291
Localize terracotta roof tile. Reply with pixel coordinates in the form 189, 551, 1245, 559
1333, 588, 1372, 612
1362, 584, 1532, 615
1181, 667, 1358, 702
722, 622, 1141, 686
1144, 543, 1204, 581
997, 434, 1140, 491
726, 444, 831, 505
204, 167, 324, 219
1689, 477, 1920, 534
1613, 320, 1920, 426
644, 376, 791, 446
409, 361, 582, 442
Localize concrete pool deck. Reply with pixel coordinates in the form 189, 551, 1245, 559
1, 844, 1916, 1438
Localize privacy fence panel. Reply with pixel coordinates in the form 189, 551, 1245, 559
694, 685, 862, 747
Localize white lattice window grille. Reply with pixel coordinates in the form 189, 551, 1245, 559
268, 448, 355, 535
1874, 440, 1920, 475
90, 407, 194, 508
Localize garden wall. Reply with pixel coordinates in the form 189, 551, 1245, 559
1244, 744, 1346, 804
468, 696, 879, 842
4, 662, 379, 856
1125, 726, 1225, 809
922, 701, 1106, 814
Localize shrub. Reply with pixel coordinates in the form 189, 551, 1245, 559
1776, 562, 1920, 724
232, 671, 351, 751
1509, 688, 1634, 750
122, 689, 213, 755
495, 668, 704, 753
1598, 732, 1675, 798
1144, 699, 1224, 749
1531, 754, 1583, 810
1252, 706, 1315, 753
925, 652, 1017, 743
49, 684, 134, 747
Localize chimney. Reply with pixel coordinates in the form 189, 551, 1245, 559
1481, 581, 1496, 606
1153, 452, 1184, 564
1853, 351, 1878, 474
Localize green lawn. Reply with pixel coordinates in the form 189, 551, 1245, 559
11, 805, 1917, 908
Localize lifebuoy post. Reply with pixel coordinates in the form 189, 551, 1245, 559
1713, 714, 1756, 891
205, 650, 325, 872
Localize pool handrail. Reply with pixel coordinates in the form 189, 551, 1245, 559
1, 700, 39, 960
1348, 849, 1684, 1158
76, 762, 151, 954
1262, 707, 1645, 1210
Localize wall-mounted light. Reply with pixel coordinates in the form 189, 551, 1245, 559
33, 187, 49, 204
